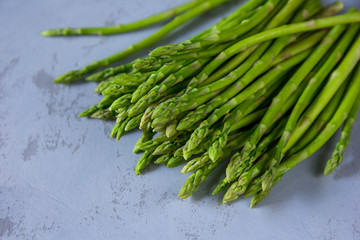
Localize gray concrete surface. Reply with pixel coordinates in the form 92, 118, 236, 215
1, 0, 360, 239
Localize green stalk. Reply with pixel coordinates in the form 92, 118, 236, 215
167, 42, 270, 113
158, 0, 311, 56
178, 160, 222, 199
53, 0, 230, 84
109, 94, 132, 111
271, 30, 327, 65
324, 93, 360, 176
139, 105, 156, 129
42, 0, 209, 36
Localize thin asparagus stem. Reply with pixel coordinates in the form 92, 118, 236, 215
324, 88, 360, 176
41, 0, 209, 36
53, 0, 230, 84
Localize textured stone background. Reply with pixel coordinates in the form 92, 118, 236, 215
1, 0, 360, 239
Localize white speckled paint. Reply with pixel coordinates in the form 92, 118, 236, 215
0, 0, 360, 239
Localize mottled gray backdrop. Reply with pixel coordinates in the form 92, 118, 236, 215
1, 0, 360, 239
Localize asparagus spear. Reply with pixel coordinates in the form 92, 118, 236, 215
223, 77, 310, 194
53, 0, 230, 84
130, 81, 191, 127
324, 89, 360, 176
124, 113, 142, 131
314, 1, 343, 19
78, 95, 121, 117
178, 128, 253, 198
244, 82, 350, 204
180, 107, 268, 162
179, 154, 228, 198
166, 119, 179, 138
42, 0, 209, 36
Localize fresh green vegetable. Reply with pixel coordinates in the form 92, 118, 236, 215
49, 0, 360, 207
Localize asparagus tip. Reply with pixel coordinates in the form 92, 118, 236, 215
53, 70, 82, 84
323, 159, 337, 176
41, 29, 53, 37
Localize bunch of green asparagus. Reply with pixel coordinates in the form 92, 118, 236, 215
47, 0, 360, 207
